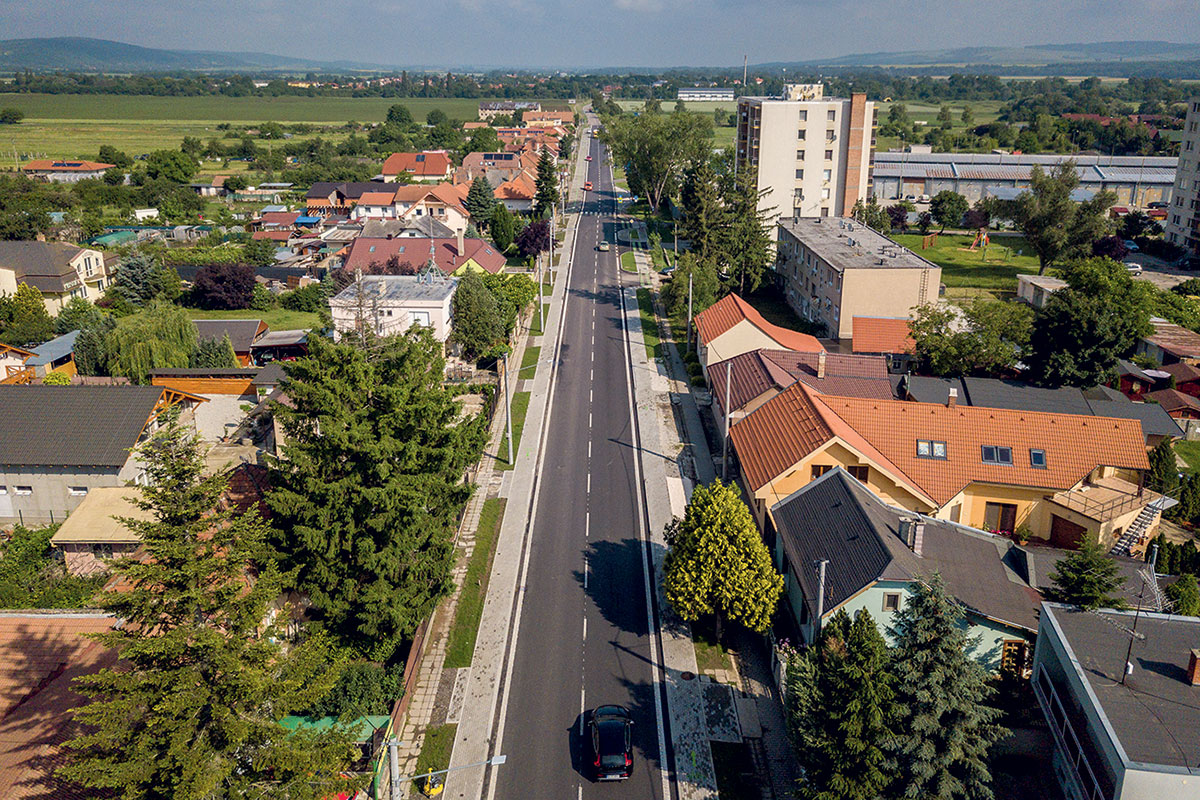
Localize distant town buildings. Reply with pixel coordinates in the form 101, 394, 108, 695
21, 159, 114, 183
736, 84, 876, 221
478, 101, 541, 121
1166, 96, 1200, 259
677, 87, 734, 102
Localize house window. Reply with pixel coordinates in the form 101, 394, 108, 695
825, 149, 833, 160
917, 439, 947, 459
93, 543, 115, 559
847, 465, 868, 482
825, 130, 835, 142
1001, 639, 1030, 676
1030, 449, 1047, 469
797, 129, 806, 140
981, 445, 1013, 465
410, 310, 432, 327
810, 464, 832, 480
68, 486, 88, 496
795, 169, 804, 179
821, 188, 831, 200
827, 109, 837, 121
796, 150, 805, 160
798, 110, 807, 122
820, 207, 829, 217
822, 169, 832, 181
882, 592, 901, 612
14, 486, 32, 496
984, 502, 1018, 534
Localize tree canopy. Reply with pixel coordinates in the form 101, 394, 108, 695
929, 190, 968, 232
1049, 540, 1128, 610
534, 150, 559, 218
466, 176, 496, 225
0, 282, 55, 347
662, 479, 782, 638
1010, 161, 1116, 274
602, 110, 712, 213
452, 270, 506, 360
909, 300, 1034, 378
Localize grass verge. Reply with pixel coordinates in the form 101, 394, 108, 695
621, 250, 638, 273
692, 620, 734, 673
496, 391, 531, 471
1175, 440, 1200, 475
710, 741, 761, 800
184, 307, 320, 330
529, 304, 550, 335
520, 345, 541, 376
410, 723, 457, 798
636, 288, 661, 361
443, 498, 506, 669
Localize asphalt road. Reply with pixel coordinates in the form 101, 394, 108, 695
488, 120, 671, 800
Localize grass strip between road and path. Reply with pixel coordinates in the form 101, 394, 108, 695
636, 289, 661, 361
409, 723, 457, 798
496, 391, 531, 472
443, 498, 507, 669
529, 304, 551, 336
520, 345, 541, 376
620, 250, 638, 273
692, 620, 735, 673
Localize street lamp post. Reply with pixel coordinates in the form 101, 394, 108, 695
502, 350, 513, 465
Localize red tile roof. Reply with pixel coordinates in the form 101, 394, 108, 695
694, 294, 823, 354
381, 151, 453, 178
22, 160, 114, 173
342, 237, 505, 275
709, 349, 892, 412
852, 316, 915, 354
0, 613, 117, 799
251, 230, 291, 241
258, 211, 300, 227
357, 191, 397, 206
732, 383, 1150, 505
1145, 389, 1200, 416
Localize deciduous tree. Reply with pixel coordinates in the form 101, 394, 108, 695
0, 282, 55, 347
515, 218, 551, 259
663, 479, 782, 640
191, 263, 255, 310
603, 111, 713, 213
106, 301, 197, 383
1012, 161, 1116, 274
144, 149, 198, 183
909, 299, 1033, 378
929, 190, 968, 233
59, 416, 360, 800
885, 574, 1006, 800
452, 270, 505, 360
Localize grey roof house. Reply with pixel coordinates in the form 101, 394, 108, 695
0, 385, 204, 524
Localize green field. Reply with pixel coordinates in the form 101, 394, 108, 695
496, 391, 530, 471
0, 94, 566, 164
891, 232, 1040, 298
874, 99, 1006, 152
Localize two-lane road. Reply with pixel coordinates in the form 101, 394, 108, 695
486, 120, 672, 800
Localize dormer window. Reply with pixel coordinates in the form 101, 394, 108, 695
917, 439, 947, 460
982, 446, 1013, 466
1030, 449, 1047, 469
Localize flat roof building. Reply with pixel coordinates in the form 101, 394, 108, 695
1034, 603, 1200, 800
776, 217, 940, 340
736, 84, 875, 221
677, 87, 734, 102
1166, 97, 1200, 260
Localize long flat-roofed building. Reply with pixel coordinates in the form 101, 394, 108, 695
775, 217, 940, 340
736, 84, 876, 222
1166, 96, 1200, 259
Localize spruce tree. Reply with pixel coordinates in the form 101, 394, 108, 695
1146, 439, 1179, 496
787, 609, 894, 800
533, 149, 559, 218
190, 332, 240, 369
58, 415, 360, 800
885, 574, 1006, 800
466, 176, 496, 228
678, 157, 727, 265
1048, 540, 1127, 610
267, 332, 486, 658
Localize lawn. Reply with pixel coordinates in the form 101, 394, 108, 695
1175, 440, 1200, 475
529, 303, 550, 336
520, 345, 541, 376
636, 288, 661, 361
743, 286, 825, 337
443, 498, 506, 669
496, 391, 531, 471
620, 250, 638, 274
874, 99, 1007, 152
184, 307, 320, 331
891, 232, 1042, 298
692, 620, 734, 673
410, 723, 456, 798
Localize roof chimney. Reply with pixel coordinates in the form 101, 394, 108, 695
456, 227, 465, 257
947, 387, 958, 407
1189, 650, 1200, 685
901, 518, 925, 557
817, 350, 827, 379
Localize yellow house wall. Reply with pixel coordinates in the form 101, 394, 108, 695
838, 266, 940, 340
703, 323, 790, 370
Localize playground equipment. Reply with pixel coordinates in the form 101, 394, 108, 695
967, 228, 990, 251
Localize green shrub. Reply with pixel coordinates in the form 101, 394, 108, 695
300, 660, 406, 719
279, 284, 326, 312
690, 375, 707, 387
686, 361, 703, 378
250, 283, 276, 311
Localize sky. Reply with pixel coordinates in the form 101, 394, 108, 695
2, 0, 1200, 69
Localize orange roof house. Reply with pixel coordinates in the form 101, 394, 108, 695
22, 160, 114, 182
694, 293, 823, 372
731, 382, 1157, 553
852, 316, 915, 355
381, 151, 453, 181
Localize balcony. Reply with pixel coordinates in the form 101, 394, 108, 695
1049, 475, 1159, 523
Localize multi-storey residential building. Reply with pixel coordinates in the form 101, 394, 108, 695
1166, 96, 1200, 260
775, 217, 940, 341
736, 84, 875, 221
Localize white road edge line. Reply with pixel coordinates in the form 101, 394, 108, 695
481, 125, 591, 800
620, 287, 672, 800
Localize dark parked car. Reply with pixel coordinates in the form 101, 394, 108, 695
589, 705, 633, 781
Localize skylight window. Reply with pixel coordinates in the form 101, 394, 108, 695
1030, 449, 1047, 469
982, 446, 1013, 466
917, 439, 947, 460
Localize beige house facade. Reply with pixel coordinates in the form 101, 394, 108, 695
0, 241, 110, 315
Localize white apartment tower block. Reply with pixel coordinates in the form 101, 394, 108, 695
736, 84, 876, 222
1167, 96, 1200, 260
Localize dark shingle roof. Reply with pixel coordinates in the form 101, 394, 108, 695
1085, 399, 1184, 439
962, 377, 1094, 416
0, 385, 165, 467
193, 320, 265, 353
893, 374, 963, 404
771, 469, 1039, 631
0, 241, 85, 293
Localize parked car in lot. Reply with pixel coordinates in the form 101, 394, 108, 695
1124, 261, 1144, 274
1148, 201, 1168, 209
1123, 240, 1140, 252
597, 241, 611, 251
589, 705, 633, 781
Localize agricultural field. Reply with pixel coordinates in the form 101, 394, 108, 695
0, 94, 567, 165
891, 232, 1041, 299
874, 99, 1007, 152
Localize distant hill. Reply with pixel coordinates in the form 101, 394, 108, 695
0, 37, 393, 73
760, 41, 1200, 68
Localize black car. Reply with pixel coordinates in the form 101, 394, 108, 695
589, 705, 633, 780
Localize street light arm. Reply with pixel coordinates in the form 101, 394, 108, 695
397, 755, 507, 783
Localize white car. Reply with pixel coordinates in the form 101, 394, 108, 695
597, 241, 611, 252
1124, 261, 1144, 275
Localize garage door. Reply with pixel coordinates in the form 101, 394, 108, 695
1050, 514, 1087, 550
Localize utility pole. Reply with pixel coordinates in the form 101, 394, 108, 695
686, 271, 694, 353
721, 358, 732, 480
503, 350, 513, 465
813, 559, 829, 638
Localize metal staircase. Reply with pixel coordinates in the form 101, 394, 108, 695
1109, 495, 1177, 557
